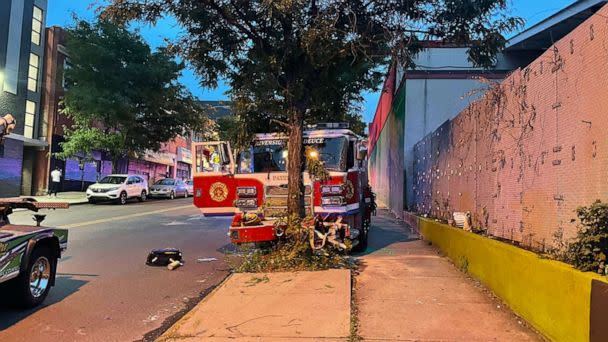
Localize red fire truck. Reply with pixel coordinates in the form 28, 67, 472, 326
191, 123, 375, 252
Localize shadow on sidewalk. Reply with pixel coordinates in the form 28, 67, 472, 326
355, 210, 418, 256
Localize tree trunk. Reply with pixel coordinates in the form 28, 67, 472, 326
287, 109, 305, 218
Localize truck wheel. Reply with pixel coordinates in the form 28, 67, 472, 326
119, 191, 128, 205
13, 246, 56, 308
138, 190, 147, 202
352, 214, 368, 253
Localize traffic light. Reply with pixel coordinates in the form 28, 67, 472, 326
0, 114, 16, 143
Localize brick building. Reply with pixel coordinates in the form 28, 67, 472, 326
368, 0, 608, 248
369, 0, 608, 221
412, 1, 608, 247
36, 26, 195, 193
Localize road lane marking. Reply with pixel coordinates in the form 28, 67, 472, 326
60, 205, 195, 229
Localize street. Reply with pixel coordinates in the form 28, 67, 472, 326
0, 198, 232, 341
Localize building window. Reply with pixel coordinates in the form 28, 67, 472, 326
24, 100, 36, 139
27, 53, 39, 92
31, 6, 43, 45
62, 59, 73, 89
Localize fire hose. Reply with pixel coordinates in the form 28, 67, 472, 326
308, 215, 348, 251
241, 212, 262, 226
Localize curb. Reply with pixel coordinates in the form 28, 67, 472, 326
155, 273, 235, 342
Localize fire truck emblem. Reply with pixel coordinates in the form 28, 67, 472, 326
344, 180, 355, 201
209, 182, 229, 202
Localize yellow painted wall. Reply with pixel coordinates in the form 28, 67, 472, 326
417, 217, 608, 342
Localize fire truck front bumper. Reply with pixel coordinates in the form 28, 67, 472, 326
229, 224, 277, 244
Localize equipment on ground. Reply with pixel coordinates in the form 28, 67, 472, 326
146, 248, 183, 266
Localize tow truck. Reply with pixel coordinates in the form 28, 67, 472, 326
0, 114, 69, 308
0, 199, 69, 308
191, 123, 376, 252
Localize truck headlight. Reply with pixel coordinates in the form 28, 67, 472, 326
321, 196, 345, 206
235, 198, 258, 208
237, 187, 257, 197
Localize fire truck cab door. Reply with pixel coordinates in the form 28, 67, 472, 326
192, 141, 236, 216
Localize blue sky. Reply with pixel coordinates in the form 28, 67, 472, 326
46, 0, 578, 123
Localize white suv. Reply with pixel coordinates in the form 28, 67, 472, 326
86, 174, 149, 205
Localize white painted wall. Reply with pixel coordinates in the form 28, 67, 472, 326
412, 48, 483, 70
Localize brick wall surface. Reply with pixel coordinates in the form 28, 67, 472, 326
412, 4, 608, 248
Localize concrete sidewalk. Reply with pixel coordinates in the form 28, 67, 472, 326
20, 191, 88, 205
357, 211, 542, 341
158, 269, 351, 341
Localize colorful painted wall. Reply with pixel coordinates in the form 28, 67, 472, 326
368, 66, 406, 216
412, 3, 608, 247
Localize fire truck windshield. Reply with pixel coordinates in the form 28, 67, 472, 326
247, 137, 347, 173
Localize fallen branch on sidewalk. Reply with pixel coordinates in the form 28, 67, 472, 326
226, 215, 357, 273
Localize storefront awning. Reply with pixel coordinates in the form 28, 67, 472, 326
6, 134, 48, 148
142, 151, 176, 166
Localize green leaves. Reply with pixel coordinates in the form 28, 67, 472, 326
102, 0, 521, 132
60, 19, 208, 163
560, 200, 608, 274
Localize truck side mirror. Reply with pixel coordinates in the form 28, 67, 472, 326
356, 145, 368, 160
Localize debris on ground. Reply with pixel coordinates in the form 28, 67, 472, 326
245, 275, 270, 287
167, 259, 183, 270
146, 248, 183, 267
196, 257, 218, 263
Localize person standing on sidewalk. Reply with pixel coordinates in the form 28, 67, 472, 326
49, 167, 62, 197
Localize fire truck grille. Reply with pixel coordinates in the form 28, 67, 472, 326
265, 185, 312, 196
265, 197, 311, 207
263, 207, 313, 218
264, 185, 313, 218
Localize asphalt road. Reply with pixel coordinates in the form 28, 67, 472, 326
0, 197, 233, 342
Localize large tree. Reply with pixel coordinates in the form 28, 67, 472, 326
103, 0, 521, 216
57, 19, 208, 170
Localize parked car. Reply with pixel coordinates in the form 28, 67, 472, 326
149, 178, 188, 199
184, 180, 194, 197
86, 174, 148, 205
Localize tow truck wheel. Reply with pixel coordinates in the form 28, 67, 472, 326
13, 246, 55, 308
